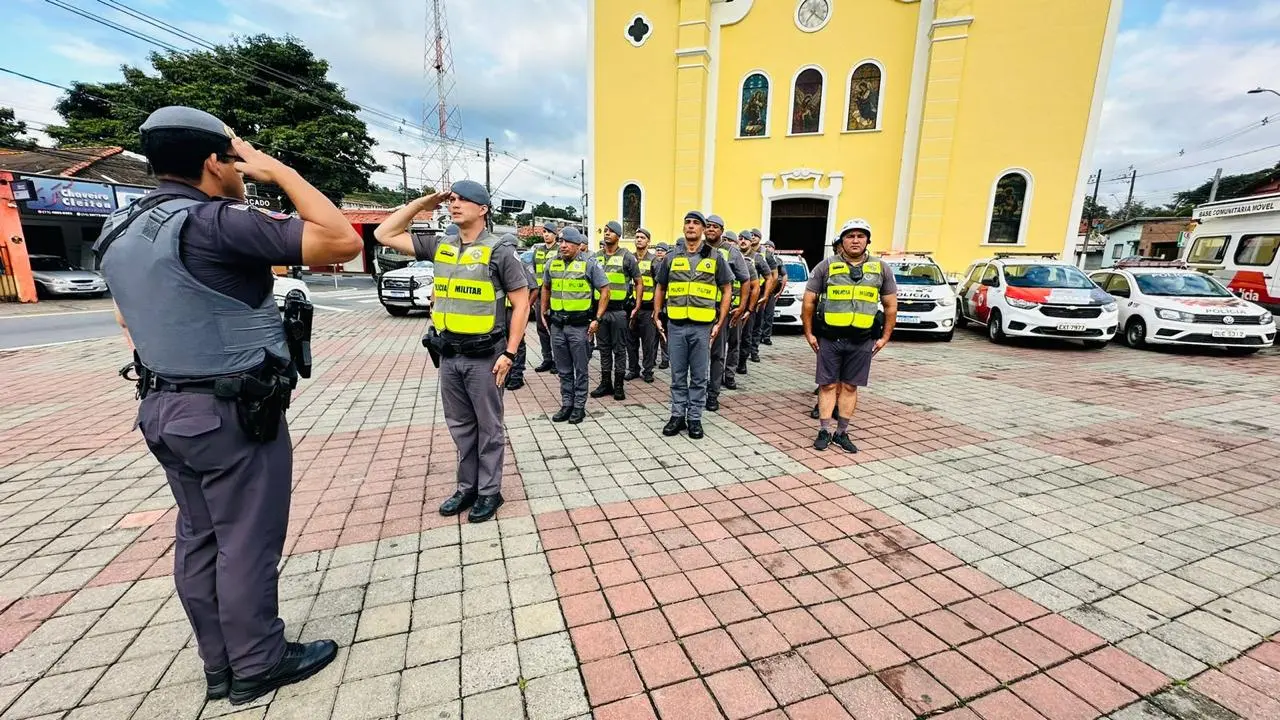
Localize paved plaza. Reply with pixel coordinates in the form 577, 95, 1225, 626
1, 307, 1279, 719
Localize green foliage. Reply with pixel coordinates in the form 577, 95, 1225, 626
0, 107, 36, 149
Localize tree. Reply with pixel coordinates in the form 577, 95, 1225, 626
526, 202, 581, 222
45, 35, 383, 199
0, 107, 36, 149
1081, 195, 1110, 223
1170, 162, 1280, 209
348, 183, 433, 207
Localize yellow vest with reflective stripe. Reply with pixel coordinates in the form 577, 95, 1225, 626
533, 244, 557, 287
432, 235, 503, 335
715, 246, 743, 307
595, 251, 630, 302
824, 257, 882, 330
549, 259, 592, 313
637, 252, 655, 303
667, 251, 719, 323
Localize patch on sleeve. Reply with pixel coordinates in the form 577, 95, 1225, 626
253, 207, 292, 221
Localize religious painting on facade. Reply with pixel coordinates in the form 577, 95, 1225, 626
846, 63, 881, 131
988, 173, 1029, 244
622, 183, 642, 237
791, 69, 823, 134
739, 73, 769, 137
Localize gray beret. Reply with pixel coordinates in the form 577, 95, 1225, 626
763, 239, 776, 248
738, 229, 753, 240
724, 231, 738, 242
542, 222, 558, 233
445, 224, 459, 236
450, 179, 490, 207
140, 106, 233, 138
558, 227, 581, 243
706, 214, 725, 228
655, 243, 671, 252
604, 220, 623, 236
501, 233, 518, 244
636, 227, 651, 239
751, 228, 762, 237
684, 210, 706, 225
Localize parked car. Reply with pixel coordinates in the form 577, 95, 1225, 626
1091, 258, 1275, 352
372, 245, 414, 279
272, 275, 311, 310
379, 260, 434, 316
881, 252, 957, 341
956, 253, 1118, 348
772, 252, 809, 327
28, 254, 108, 298
1182, 192, 1280, 314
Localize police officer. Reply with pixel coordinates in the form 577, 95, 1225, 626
702, 215, 751, 412
590, 221, 641, 400
504, 234, 539, 391
626, 228, 659, 383
374, 182, 531, 523
653, 211, 733, 439
531, 222, 560, 373
722, 230, 759, 389
802, 219, 898, 453
654, 242, 672, 369
745, 230, 779, 363
542, 227, 610, 423
96, 107, 359, 705
761, 237, 786, 346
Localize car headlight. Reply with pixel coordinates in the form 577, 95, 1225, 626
935, 295, 955, 307
1260, 312, 1273, 325
1006, 297, 1039, 310
1156, 308, 1194, 323
1102, 302, 1117, 312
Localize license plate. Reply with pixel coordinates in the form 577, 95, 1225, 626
897, 314, 921, 324
1212, 329, 1247, 339
384, 290, 409, 298
1055, 323, 1087, 332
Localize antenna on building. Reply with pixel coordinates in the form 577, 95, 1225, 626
421, 0, 465, 192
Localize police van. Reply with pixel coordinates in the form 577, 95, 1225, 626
880, 252, 957, 341
1182, 192, 1280, 314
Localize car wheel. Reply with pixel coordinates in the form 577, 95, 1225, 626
1125, 318, 1147, 349
986, 310, 1005, 344
1083, 339, 1109, 350
384, 305, 410, 317
955, 306, 969, 329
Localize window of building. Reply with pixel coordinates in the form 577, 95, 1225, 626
986, 171, 1030, 245
621, 183, 643, 238
1111, 243, 1124, 259
1187, 235, 1229, 264
845, 62, 882, 131
790, 67, 824, 135
1235, 234, 1280, 266
625, 14, 652, 47
739, 73, 770, 138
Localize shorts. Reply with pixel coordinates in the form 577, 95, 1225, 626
815, 335, 876, 387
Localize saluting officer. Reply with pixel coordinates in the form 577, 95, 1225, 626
653, 211, 733, 439
542, 227, 611, 423
626, 228, 659, 383
374, 182, 531, 523
589, 221, 641, 400
531, 222, 560, 374
702, 215, 752, 411
503, 234, 539, 391
96, 107, 360, 704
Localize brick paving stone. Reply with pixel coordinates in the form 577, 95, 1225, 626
968, 688, 1051, 720
524, 669, 590, 720
570, 620, 627, 662
651, 679, 723, 720
919, 650, 999, 699
684, 628, 747, 674
754, 652, 826, 705
633, 642, 697, 689
582, 654, 644, 706
830, 675, 914, 720
1191, 669, 1280, 719
839, 629, 910, 672
707, 666, 778, 719
594, 696, 658, 720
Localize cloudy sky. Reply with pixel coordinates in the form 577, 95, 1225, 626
1, 0, 1278, 213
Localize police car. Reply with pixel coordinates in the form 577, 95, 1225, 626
881, 252, 957, 340
772, 251, 809, 326
1090, 258, 1275, 352
956, 253, 1118, 348
272, 275, 311, 310
378, 260, 434, 317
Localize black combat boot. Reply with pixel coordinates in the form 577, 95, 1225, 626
589, 373, 613, 398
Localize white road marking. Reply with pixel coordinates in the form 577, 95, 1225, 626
311, 304, 350, 313
0, 309, 114, 320
0, 337, 105, 352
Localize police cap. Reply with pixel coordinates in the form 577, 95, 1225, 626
450, 179, 490, 208
140, 106, 234, 141
636, 228, 651, 240
604, 221, 623, 237
542, 221, 558, 234
724, 230, 738, 242
706, 214, 725, 229
559, 227, 582, 244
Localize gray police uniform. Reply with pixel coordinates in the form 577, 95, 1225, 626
593, 246, 639, 392
544, 255, 609, 410
656, 242, 732, 422
726, 243, 758, 383
741, 249, 770, 371
747, 247, 777, 358
412, 229, 527, 497
707, 239, 751, 407
760, 246, 783, 343
95, 179, 304, 679
627, 249, 659, 380
531, 235, 559, 369
502, 236, 537, 388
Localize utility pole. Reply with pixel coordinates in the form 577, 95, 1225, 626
579, 158, 587, 227
389, 151, 410, 203
484, 138, 492, 195
1208, 167, 1223, 203
1084, 168, 1101, 259
1125, 166, 1137, 219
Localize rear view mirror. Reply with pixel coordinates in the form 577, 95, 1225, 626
981, 277, 998, 287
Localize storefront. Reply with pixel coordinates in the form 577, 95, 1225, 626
14, 175, 157, 270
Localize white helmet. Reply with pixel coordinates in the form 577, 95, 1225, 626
835, 218, 872, 245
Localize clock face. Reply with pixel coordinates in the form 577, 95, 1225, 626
797, 0, 830, 30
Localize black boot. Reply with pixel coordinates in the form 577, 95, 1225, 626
569, 407, 586, 424
688, 419, 705, 439
658, 359, 670, 370
551, 406, 572, 422
228, 641, 338, 705
736, 363, 748, 375
625, 369, 640, 381
613, 373, 625, 400
206, 668, 231, 701
662, 416, 686, 436
642, 373, 654, 383
438, 491, 477, 516
534, 360, 555, 373
705, 396, 720, 412
722, 378, 737, 390
589, 374, 613, 398
468, 494, 504, 523
749, 353, 760, 363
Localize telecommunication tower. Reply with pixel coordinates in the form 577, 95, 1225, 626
421, 0, 466, 192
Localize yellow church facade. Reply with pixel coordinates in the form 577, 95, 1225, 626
588, 0, 1123, 274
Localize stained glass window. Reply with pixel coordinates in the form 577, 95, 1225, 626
622, 184, 642, 238
988, 173, 1029, 244
846, 63, 881, 131
739, 73, 769, 137
791, 68, 823, 135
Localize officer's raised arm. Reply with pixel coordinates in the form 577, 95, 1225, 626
373, 191, 452, 257
229, 138, 361, 266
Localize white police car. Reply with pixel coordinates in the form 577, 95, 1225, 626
1090, 259, 1275, 352
881, 252, 957, 341
272, 275, 311, 310
956, 253, 1118, 348
378, 260, 434, 317
772, 251, 809, 327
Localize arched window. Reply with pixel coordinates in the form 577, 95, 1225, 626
790, 67, 824, 135
986, 171, 1032, 245
846, 62, 882, 131
621, 183, 643, 237
739, 72, 770, 138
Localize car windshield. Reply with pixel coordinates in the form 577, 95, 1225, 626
889, 263, 946, 285
1134, 272, 1232, 297
29, 257, 77, 272
1004, 264, 1094, 289
783, 262, 808, 281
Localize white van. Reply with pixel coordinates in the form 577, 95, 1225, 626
1182, 193, 1280, 314
880, 252, 957, 340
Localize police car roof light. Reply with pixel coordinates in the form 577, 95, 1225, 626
994, 251, 1060, 259
1114, 257, 1188, 269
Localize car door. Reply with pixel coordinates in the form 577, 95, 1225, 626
957, 264, 985, 321
1233, 232, 1280, 307
972, 265, 999, 323
1103, 272, 1135, 327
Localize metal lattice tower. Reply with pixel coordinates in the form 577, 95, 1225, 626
421, 0, 465, 192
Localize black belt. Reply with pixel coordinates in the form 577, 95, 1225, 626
152, 379, 220, 395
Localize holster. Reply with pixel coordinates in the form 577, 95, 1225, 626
218, 372, 288, 443
282, 290, 314, 379
421, 327, 452, 367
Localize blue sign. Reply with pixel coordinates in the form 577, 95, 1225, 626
20, 176, 117, 217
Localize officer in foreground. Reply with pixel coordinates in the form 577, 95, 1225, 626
541, 227, 610, 422
96, 107, 361, 705
531, 222, 560, 373
374, 182, 531, 523
590, 221, 641, 400
802, 218, 898, 453
627, 228, 659, 383
652, 211, 732, 439
702, 215, 751, 411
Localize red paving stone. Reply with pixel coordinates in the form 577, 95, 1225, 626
706, 666, 777, 719
753, 652, 826, 705
582, 654, 645, 707
633, 642, 697, 690
652, 679, 723, 720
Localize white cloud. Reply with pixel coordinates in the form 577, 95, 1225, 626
1091, 0, 1280, 208
0, 76, 67, 145
50, 38, 130, 69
